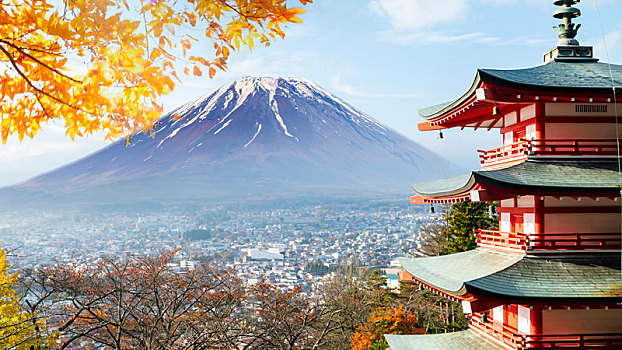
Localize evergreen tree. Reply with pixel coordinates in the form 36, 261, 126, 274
444, 201, 497, 254
363, 270, 397, 308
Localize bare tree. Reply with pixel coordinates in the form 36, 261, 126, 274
412, 204, 450, 257
18, 251, 345, 350
313, 264, 372, 350
18, 251, 246, 350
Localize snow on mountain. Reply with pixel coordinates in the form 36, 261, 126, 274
8, 77, 460, 203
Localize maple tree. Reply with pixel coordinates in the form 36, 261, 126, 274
0, 243, 53, 349
0, 0, 312, 143
350, 306, 424, 350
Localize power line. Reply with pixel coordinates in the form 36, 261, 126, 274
593, 0, 620, 280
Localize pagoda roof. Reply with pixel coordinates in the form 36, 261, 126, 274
412, 160, 621, 200
399, 249, 522, 295
479, 61, 622, 92
385, 330, 504, 350
468, 254, 622, 301
400, 249, 622, 301
419, 61, 622, 122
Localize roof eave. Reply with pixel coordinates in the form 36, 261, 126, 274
411, 173, 477, 199
418, 71, 484, 120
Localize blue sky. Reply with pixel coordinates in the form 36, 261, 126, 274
1, 0, 621, 186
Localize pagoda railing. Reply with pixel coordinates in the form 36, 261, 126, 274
478, 139, 622, 166
475, 229, 528, 251
475, 229, 621, 252
471, 313, 622, 349
523, 333, 622, 349
528, 232, 621, 251
470, 313, 524, 348
527, 139, 622, 157
478, 141, 529, 166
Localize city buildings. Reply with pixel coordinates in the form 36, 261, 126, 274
0, 200, 428, 292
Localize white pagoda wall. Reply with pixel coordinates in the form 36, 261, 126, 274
544, 102, 622, 140
545, 123, 622, 139
543, 197, 620, 234
542, 309, 622, 334
502, 104, 537, 145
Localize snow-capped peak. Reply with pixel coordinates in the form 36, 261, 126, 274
147, 76, 392, 150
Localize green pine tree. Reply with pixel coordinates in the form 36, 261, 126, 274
444, 201, 498, 254
363, 270, 397, 308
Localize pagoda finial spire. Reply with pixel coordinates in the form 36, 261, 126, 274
553, 0, 581, 46
543, 0, 596, 63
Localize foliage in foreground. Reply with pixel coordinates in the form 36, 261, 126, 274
1, 247, 467, 349
351, 306, 424, 350
18, 249, 330, 350
445, 201, 498, 254
323, 267, 467, 350
0, 241, 54, 349
0, 0, 311, 143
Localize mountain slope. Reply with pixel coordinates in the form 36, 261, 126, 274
8, 77, 460, 203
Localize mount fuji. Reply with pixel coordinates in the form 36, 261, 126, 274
5, 77, 459, 204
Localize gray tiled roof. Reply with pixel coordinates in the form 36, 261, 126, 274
419, 61, 622, 119
418, 101, 453, 119
476, 160, 622, 190
480, 61, 622, 91
468, 255, 622, 301
412, 160, 622, 198
400, 250, 622, 300
399, 249, 522, 295
385, 330, 504, 350
410, 173, 474, 198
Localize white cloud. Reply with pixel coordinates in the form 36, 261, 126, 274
368, 0, 467, 30
330, 75, 420, 98
377, 30, 499, 46
594, 29, 622, 63
367, 0, 549, 45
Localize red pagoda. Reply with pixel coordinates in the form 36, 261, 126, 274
386, 1, 622, 349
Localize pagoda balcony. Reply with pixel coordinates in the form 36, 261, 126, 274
470, 313, 523, 349
471, 313, 622, 349
478, 139, 622, 167
478, 141, 529, 167
475, 229, 529, 252
475, 229, 621, 252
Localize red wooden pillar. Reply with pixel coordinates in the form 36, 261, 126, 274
534, 196, 545, 248
530, 305, 543, 335
535, 102, 546, 140
533, 102, 546, 251
528, 305, 543, 349
503, 304, 509, 328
